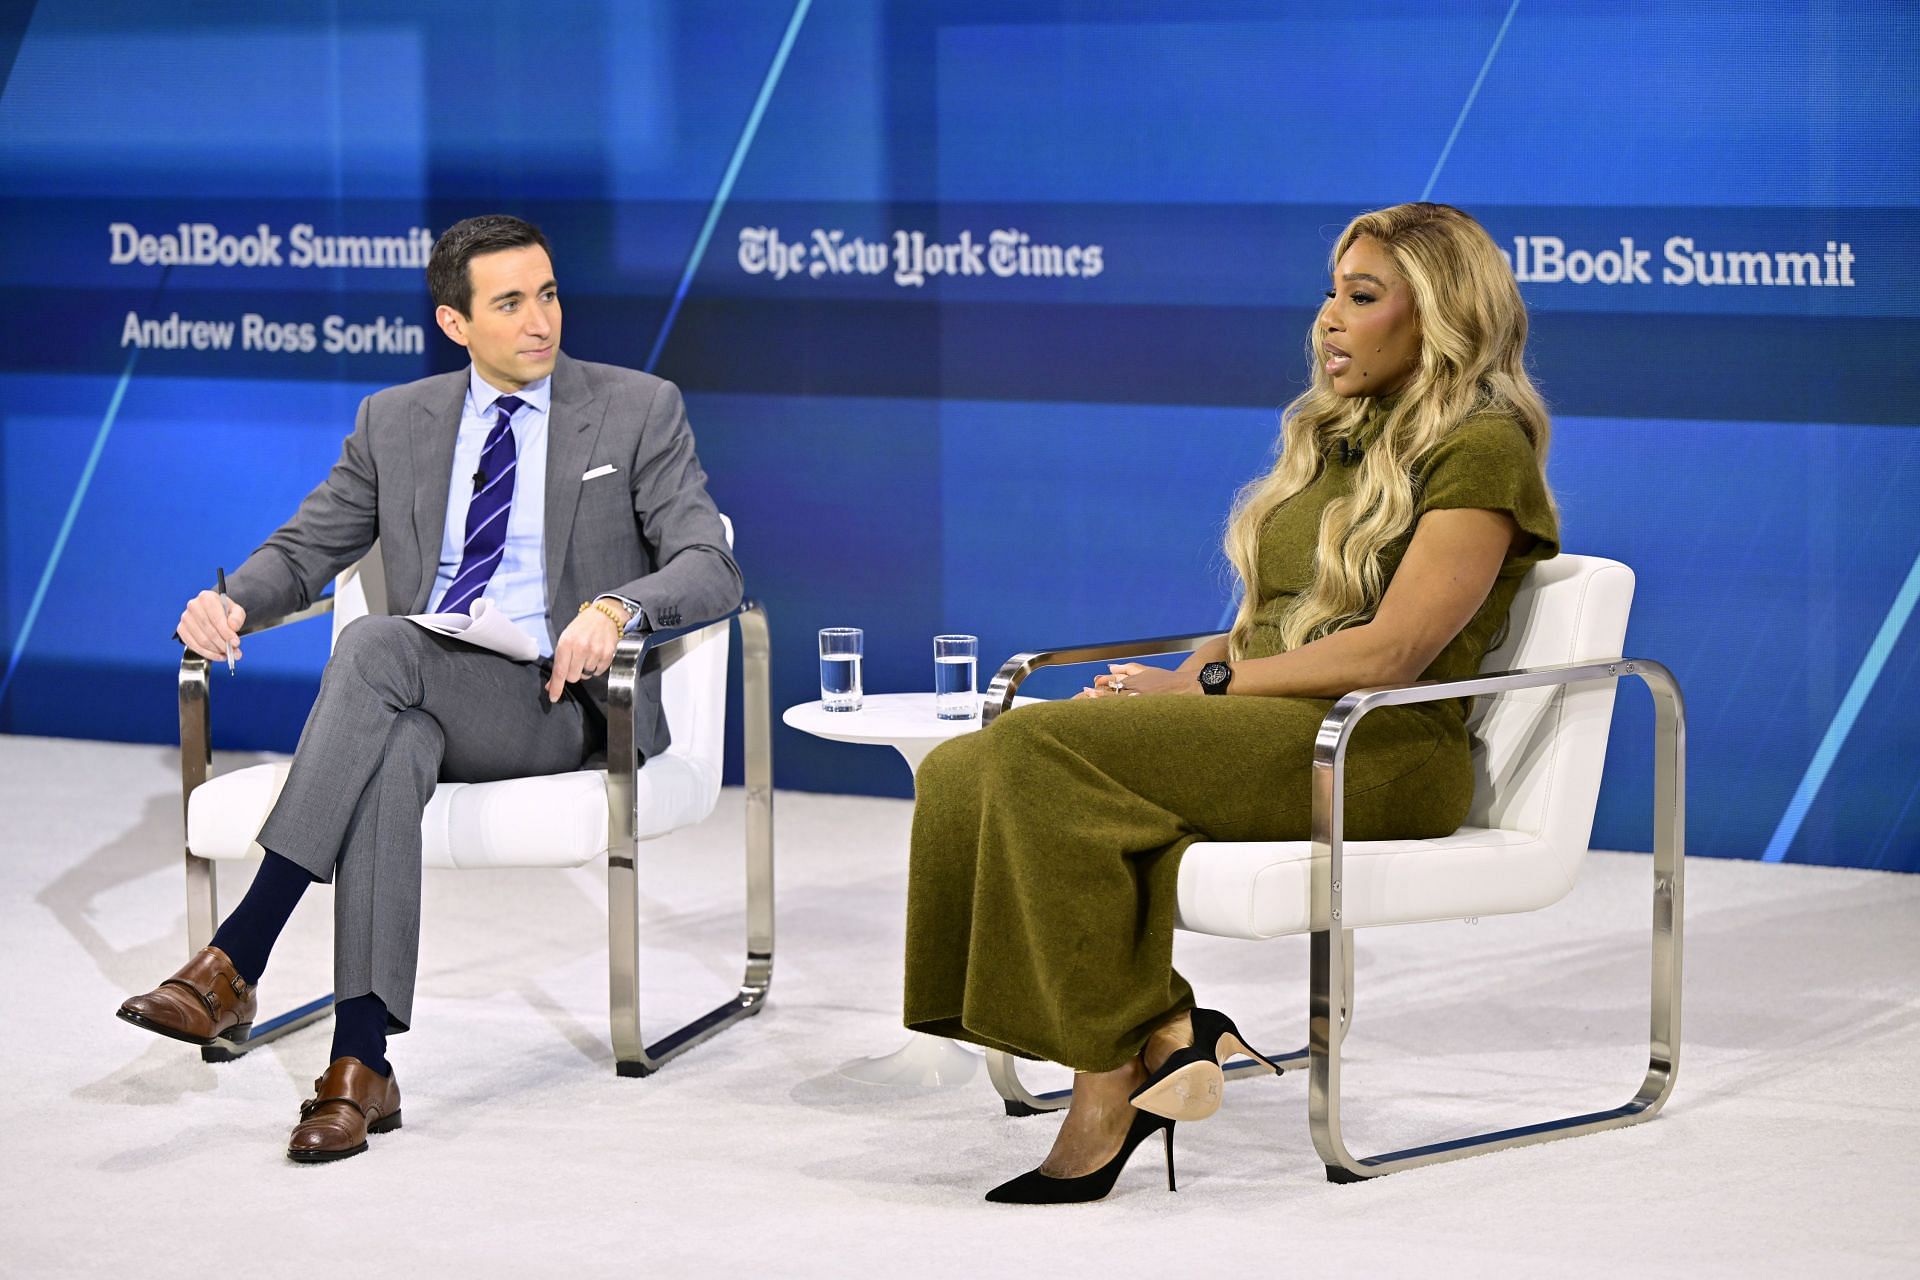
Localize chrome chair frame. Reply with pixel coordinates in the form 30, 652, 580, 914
178, 598, 776, 1078
978, 636, 1685, 1181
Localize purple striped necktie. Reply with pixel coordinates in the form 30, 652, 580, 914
440, 394, 524, 616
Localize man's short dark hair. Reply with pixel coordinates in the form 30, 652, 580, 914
428, 215, 553, 316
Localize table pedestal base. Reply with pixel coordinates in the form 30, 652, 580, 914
784, 695, 1041, 1093
837, 1030, 981, 1087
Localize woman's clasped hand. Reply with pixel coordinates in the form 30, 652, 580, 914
1078, 663, 1199, 699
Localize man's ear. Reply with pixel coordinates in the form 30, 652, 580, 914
434, 304, 471, 348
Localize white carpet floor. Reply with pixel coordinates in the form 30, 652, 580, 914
3, 733, 1918, 1278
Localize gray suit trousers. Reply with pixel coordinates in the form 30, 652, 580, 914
255, 615, 597, 1029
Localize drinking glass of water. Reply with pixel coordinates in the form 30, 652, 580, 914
819, 627, 864, 712
934, 634, 978, 720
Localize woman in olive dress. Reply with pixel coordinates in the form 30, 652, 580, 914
902, 202, 1561, 1203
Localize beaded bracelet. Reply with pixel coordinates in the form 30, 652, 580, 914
580, 599, 630, 634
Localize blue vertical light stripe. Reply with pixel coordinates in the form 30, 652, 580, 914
1760, 546, 1920, 863
0, 348, 141, 705
643, 0, 813, 373
1420, 0, 1522, 201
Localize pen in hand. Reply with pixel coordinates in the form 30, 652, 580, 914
216, 567, 235, 674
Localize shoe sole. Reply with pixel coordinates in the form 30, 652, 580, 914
115, 1007, 252, 1049
1131, 1030, 1282, 1122
287, 1141, 369, 1164
1131, 1060, 1224, 1122
287, 1111, 402, 1164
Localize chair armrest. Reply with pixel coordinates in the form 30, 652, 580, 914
603, 597, 762, 772
179, 594, 338, 826
608, 598, 758, 684
179, 593, 335, 708
1313, 656, 1681, 769
1309, 654, 1684, 921
982, 629, 1226, 724
620, 603, 747, 668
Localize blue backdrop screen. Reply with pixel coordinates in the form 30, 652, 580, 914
2, 1, 1916, 870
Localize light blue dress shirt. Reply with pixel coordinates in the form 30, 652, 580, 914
427, 367, 554, 657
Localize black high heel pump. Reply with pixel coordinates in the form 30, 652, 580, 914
1129, 1007, 1280, 1122
984, 1109, 1177, 1204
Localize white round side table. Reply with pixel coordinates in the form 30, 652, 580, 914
783, 691, 1038, 1087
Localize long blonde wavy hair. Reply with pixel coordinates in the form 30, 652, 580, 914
1223, 202, 1554, 659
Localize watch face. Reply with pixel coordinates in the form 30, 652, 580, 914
1200, 661, 1232, 692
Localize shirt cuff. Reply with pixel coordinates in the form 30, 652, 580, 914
594, 594, 648, 633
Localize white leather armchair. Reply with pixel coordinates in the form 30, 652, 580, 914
979, 554, 1684, 1181
177, 518, 773, 1078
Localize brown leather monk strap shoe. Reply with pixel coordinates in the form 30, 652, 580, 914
288, 1057, 402, 1164
117, 946, 256, 1047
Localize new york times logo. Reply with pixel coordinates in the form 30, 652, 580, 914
1502, 235, 1856, 287
738, 227, 1104, 287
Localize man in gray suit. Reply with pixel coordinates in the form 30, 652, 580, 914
117, 215, 742, 1162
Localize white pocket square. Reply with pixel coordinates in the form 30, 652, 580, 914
581, 463, 618, 482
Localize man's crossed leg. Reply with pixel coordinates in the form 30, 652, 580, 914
119, 617, 599, 1161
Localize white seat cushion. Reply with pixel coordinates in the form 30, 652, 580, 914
1173, 827, 1579, 940
187, 753, 720, 870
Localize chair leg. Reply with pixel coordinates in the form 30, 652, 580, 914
179, 655, 217, 955
180, 653, 335, 1063
606, 603, 776, 1077
985, 1050, 1065, 1116
199, 995, 336, 1062
1309, 667, 1685, 1180
1338, 927, 1354, 1031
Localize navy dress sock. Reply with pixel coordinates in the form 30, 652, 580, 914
330, 993, 392, 1077
208, 850, 316, 985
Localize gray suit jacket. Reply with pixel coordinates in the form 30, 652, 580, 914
226, 352, 742, 758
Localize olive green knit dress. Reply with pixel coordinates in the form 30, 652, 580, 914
902, 410, 1560, 1072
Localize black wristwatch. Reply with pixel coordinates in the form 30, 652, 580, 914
1198, 661, 1233, 696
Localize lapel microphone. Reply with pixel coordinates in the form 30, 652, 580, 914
1336, 439, 1364, 466
472, 469, 486, 492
